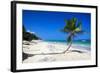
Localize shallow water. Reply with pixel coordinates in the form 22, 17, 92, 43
44, 40, 91, 51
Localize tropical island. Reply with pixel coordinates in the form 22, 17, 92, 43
22, 17, 91, 63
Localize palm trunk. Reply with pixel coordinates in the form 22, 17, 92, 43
62, 33, 73, 53
63, 41, 72, 53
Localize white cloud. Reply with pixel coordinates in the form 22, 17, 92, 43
27, 30, 35, 34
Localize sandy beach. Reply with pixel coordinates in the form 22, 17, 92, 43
23, 40, 91, 63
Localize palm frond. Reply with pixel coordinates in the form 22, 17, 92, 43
61, 18, 84, 43
64, 20, 72, 31
74, 21, 82, 32
74, 27, 81, 32
71, 18, 77, 30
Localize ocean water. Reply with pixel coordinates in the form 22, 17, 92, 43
45, 40, 91, 50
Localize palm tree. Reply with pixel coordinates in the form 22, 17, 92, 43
61, 17, 83, 53
22, 18, 84, 55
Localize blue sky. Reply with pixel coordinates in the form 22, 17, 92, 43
23, 10, 91, 41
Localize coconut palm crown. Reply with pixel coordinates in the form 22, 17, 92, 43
61, 17, 84, 53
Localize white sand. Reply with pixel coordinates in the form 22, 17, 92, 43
23, 40, 91, 63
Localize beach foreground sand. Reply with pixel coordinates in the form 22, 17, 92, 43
23, 40, 91, 63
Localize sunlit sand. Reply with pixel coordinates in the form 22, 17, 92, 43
23, 40, 91, 63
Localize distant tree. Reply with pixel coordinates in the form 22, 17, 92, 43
23, 25, 40, 41
23, 25, 26, 33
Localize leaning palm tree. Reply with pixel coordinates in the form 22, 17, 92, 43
23, 18, 84, 55
61, 17, 83, 53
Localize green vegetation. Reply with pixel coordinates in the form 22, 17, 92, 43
23, 25, 40, 41
61, 17, 84, 53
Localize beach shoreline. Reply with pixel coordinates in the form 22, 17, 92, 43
23, 40, 91, 63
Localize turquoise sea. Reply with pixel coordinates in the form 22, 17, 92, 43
45, 40, 91, 51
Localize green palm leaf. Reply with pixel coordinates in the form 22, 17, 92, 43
71, 18, 77, 30
74, 27, 81, 32
64, 20, 72, 31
